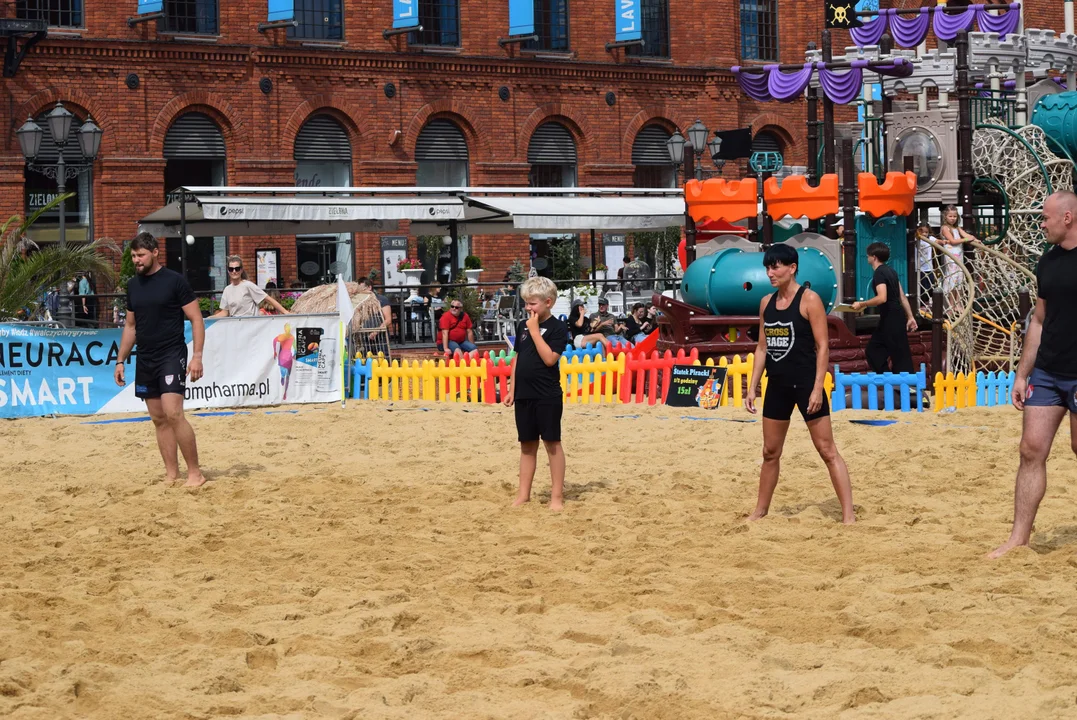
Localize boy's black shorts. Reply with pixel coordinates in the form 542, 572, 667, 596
514, 398, 563, 442
763, 380, 830, 422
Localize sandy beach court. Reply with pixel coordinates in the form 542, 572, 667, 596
3, 402, 1077, 719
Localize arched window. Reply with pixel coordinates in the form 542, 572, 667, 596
164, 112, 227, 291
294, 114, 354, 285
632, 124, 676, 188
528, 122, 577, 188
415, 119, 470, 284
751, 130, 783, 155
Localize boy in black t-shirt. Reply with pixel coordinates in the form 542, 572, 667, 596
852, 242, 917, 373
504, 276, 570, 510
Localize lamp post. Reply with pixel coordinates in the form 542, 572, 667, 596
708, 136, 724, 174
665, 129, 686, 184
15, 101, 102, 247
686, 119, 708, 181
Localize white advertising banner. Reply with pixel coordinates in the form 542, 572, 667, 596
0, 315, 344, 418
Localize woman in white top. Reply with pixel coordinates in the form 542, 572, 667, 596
213, 255, 290, 317
939, 205, 976, 306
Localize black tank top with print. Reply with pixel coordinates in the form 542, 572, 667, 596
762, 286, 817, 384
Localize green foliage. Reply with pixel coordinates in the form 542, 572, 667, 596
0, 193, 117, 320
419, 235, 444, 260
629, 225, 681, 277
507, 258, 527, 283
114, 239, 137, 308
464, 254, 482, 270
280, 297, 296, 311
198, 297, 219, 314
551, 238, 580, 281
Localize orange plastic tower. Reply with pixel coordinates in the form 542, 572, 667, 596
684, 177, 758, 224
858, 171, 917, 217
762, 174, 839, 220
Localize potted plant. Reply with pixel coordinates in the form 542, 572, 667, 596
464, 255, 483, 284
594, 263, 608, 281
397, 257, 424, 286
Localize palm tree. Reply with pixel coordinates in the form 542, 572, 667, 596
0, 193, 117, 321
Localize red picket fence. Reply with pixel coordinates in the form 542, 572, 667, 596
619, 348, 699, 405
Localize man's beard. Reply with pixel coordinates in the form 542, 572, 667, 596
135, 265, 150, 275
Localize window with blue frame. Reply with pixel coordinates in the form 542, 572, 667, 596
289, 0, 344, 40
15, 0, 83, 27
408, 0, 460, 46
626, 0, 670, 59
524, 0, 569, 52
161, 0, 219, 34
740, 0, 778, 62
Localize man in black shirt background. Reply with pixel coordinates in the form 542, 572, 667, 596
114, 233, 207, 488
991, 191, 1077, 558
852, 242, 917, 373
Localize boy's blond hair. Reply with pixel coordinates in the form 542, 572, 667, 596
519, 276, 557, 302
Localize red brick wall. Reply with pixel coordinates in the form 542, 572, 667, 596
1, 0, 1065, 288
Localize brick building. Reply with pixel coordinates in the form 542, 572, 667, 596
2, 1, 1066, 291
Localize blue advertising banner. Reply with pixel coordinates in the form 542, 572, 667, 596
268, 0, 294, 22
509, 0, 535, 36
0, 315, 343, 419
392, 0, 419, 29
139, 0, 163, 14
615, 0, 641, 42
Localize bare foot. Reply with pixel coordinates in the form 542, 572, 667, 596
843, 515, 857, 525
511, 496, 530, 507
549, 497, 564, 512
747, 510, 768, 522
987, 538, 1028, 559
160, 476, 179, 487
183, 473, 207, 489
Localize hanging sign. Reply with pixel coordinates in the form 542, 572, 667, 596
825, 1, 863, 29
393, 0, 419, 29
268, 0, 294, 22
509, 0, 535, 36
615, 0, 641, 42
138, 0, 163, 14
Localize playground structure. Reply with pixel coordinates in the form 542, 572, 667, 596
658, 2, 1077, 383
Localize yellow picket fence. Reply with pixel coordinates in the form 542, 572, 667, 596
561, 354, 626, 404
368, 358, 485, 403
932, 371, 977, 411
691, 354, 834, 410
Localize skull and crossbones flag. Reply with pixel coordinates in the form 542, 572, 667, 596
825, 1, 863, 29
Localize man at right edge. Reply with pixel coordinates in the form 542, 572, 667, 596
990, 192, 1077, 558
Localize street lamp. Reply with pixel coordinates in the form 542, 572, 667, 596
15, 101, 103, 248
665, 130, 686, 183
708, 135, 724, 174
686, 119, 709, 181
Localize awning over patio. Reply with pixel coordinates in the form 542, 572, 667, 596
138, 187, 686, 238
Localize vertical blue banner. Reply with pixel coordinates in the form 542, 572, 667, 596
138, 0, 163, 14
615, 0, 641, 42
268, 0, 294, 22
393, 0, 420, 29
509, 0, 535, 36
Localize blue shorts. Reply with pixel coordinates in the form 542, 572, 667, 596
1025, 368, 1077, 412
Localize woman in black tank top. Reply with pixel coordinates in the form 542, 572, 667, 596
745, 244, 855, 524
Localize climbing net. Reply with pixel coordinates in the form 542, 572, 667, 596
962, 119, 1074, 371
919, 237, 975, 375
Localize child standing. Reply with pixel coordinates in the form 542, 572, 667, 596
852, 242, 918, 373
504, 277, 571, 510
940, 204, 976, 305
915, 222, 936, 313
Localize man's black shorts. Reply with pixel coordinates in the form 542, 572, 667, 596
514, 398, 563, 442
763, 380, 830, 422
135, 347, 187, 400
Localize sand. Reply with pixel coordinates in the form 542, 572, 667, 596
3, 401, 1077, 719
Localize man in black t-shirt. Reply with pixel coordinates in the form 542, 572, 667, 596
852, 242, 917, 373
114, 232, 207, 488
504, 277, 570, 511
991, 191, 1077, 558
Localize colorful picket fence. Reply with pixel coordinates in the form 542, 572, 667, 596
976, 371, 1015, 407
831, 365, 927, 412
933, 371, 978, 411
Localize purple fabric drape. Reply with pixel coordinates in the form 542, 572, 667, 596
933, 6, 977, 41
768, 64, 814, 102
732, 66, 775, 102
850, 10, 887, 47
976, 3, 1021, 38
871, 58, 914, 78
891, 8, 931, 48
818, 63, 865, 105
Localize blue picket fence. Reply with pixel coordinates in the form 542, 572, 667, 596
350, 358, 374, 399
831, 364, 928, 412
976, 371, 1014, 407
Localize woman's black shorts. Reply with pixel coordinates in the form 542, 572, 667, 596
763, 380, 830, 422
514, 398, 563, 442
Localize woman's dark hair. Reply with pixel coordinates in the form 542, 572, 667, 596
130, 232, 158, 252
632, 302, 645, 312
762, 244, 799, 275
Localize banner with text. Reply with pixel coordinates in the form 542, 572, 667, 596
509, 0, 535, 36
615, 0, 641, 42
268, 0, 294, 22
0, 315, 343, 419
393, 0, 419, 28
